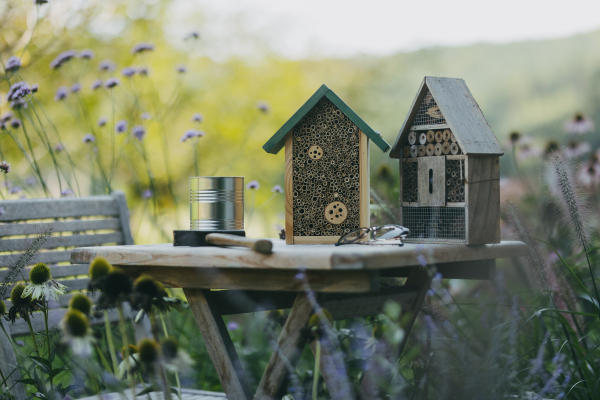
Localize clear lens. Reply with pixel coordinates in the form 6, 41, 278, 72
372, 225, 410, 240
337, 228, 370, 245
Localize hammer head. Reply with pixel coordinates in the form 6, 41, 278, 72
173, 230, 246, 247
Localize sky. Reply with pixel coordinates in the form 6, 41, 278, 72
175, 0, 600, 59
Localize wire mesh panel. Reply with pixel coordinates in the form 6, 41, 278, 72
402, 161, 418, 202
402, 206, 465, 242
446, 159, 465, 203
411, 91, 447, 128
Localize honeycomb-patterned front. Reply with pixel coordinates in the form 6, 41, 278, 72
292, 97, 360, 237
402, 161, 418, 202
446, 159, 466, 203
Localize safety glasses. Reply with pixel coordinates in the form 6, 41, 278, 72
335, 224, 410, 246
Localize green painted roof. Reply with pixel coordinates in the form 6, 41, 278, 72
262, 84, 390, 154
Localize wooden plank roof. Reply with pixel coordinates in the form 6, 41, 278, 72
263, 84, 390, 154
389, 77, 503, 158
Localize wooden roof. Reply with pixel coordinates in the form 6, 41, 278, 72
389, 77, 503, 158
263, 84, 390, 154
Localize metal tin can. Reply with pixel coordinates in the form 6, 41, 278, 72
189, 177, 244, 230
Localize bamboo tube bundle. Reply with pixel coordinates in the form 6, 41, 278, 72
410, 145, 418, 158
426, 144, 435, 156
418, 145, 426, 157
450, 143, 459, 155
435, 131, 443, 142
419, 132, 427, 145
442, 142, 451, 155
403, 146, 411, 158
408, 131, 417, 145
443, 129, 451, 141
426, 130, 435, 143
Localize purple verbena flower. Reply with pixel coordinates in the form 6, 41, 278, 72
115, 120, 127, 134
79, 49, 95, 59
82, 133, 95, 143
97, 117, 107, 127
5, 56, 21, 72
71, 83, 81, 93
184, 31, 200, 41
31, 83, 39, 93
271, 185, 283, 193
142, 189, 153, 199
25, 177, 35, 186
7, 81, 31, 101
98, 59, 116, 72
176, 65, 187, 73
91, 79, 103, 90
54, 143, 65, 152
565, 113, 595, 135
104, 78, 120, 89
256, 101, 269, 113
9, 99, 27, 109
0, 161, 11, 174
131, 43, 154, 54
9, 186, 22, 195
180, 129, 204, 143
0, 112, 12, 122
191, 113, 203, 123
227, 321, 239, 331
10, 118, 21, 129
54, 87, 69, 102
141, 113, 151, 120
61, 188, 74, 197
132, 125, 146, 141
121, 67, 136, 77
49, 50, 77, 69
246, 180, 260, 190
137, 67, 149, 76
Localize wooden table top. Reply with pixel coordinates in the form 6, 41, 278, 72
71, 240, 527, 271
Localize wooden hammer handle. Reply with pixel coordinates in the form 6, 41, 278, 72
205, 233, 273, 254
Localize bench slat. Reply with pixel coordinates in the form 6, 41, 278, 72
0, 218, 122, 237
0, 263, 89, 282
0, 232, 124, 252
0, 250, 72, 267
0, 196, 119, 222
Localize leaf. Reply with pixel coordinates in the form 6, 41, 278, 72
48, 367, 68, 379
64, 384, 84, 394
136, 385, 158, 395
29, 356, 51, 374
15, 379, 36, 385
32, 369, 46, 394
32, 392, 47, 400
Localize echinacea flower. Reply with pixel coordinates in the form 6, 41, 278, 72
161, 336, 193, 373
79, 49, 95, 59
271, 185, 283, 193
60, 309, 95, 356
97, 117, 107, 127
82, 133, 95, 143
88, 257, 113, 291
54, 87, 69, 102
257, 101, 269, 113
180, 129, 204, 142
104, 78, 120, 89
7, 81, 31, 101
6, 284, 43, 323
97, 268, 132, 308
565, 113, 594, 135
543, 140, 560, 158
191, 113, 203, 123
50, 50, 77, 69
563, 141, 591, 158
117, 344, 140, 379
91, 79, 103, 90
69, 293, 93, 315
61, 188, 74, 197
22, 263, 67, 301
0, 161, 11, 174
0, 300, 6, 317
5, 56, 21, 72
98, 59, 116, 72
137, 338, 161, 364
121, 67, 136, 77
115, 120, 128, 134
132, 125, 146, 141
9, 118, 21, 129
578, 163, 600, 187
176, 65, 187, 73
71, 83, 81, 93
246, 180, 260, 190
131, 43, 154, 54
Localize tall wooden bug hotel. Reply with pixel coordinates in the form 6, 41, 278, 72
263, 84, 390, 244
389, 76, 502, 244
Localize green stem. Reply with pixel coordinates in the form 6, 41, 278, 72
312, 338, 320, 400
159, 313, 181, 400
25, 315, 40, 356
94, 343, 112, 375
116, 303, 136, 400
104, 310, 119, 375
44, 303, 54, 397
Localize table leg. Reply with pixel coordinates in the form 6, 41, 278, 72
360, 267, 433, 398
183, 288, 254, 400
255, 293, 313, 400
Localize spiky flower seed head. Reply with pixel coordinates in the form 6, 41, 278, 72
138, 338, 161, 363
29, 263, 51, 284
69, 293, 92, 315
308, 308, 333, 328
161, 336, 179, 359
10, 284, 32, 307
104, 269, 132, 297
89, 257, 112, 281
63, 309, 90, 337
134, 275, 160, 298
121, 344, 138, 356
0, 300, 6, 316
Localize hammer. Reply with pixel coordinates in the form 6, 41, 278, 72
173, 230, 273, 254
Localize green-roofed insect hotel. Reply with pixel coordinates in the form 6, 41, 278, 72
389, 76, 503, 244
263, 84, 390, 244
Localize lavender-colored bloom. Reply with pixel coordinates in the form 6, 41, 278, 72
121, 67, 136, 77
25, 177, 35, 186
578, 162, 600, 187
54, 87, 68, 102
7, 81, 31, 101
9, 99, 27, 109
295, 271, 305, 281
49, 50, 77, 69
416, 254, 427, 267
115, 120, 128, 134
104, 78, 120, 89
565, 113, 595, 135
137, 67, 149, 76
82, 133, 95, 143
132, 125, 146, 141
563, 141, 590, 158
71, 83, 81, 93
227, 321, 239, 331
97, 117, 107, 127
61, 188, 74, 197
142, 189, 153, 199
31, 83, 39, 93
98, 59, 116, 72
10, 118, 21, 129
79, 49, 95, 59
191, 113, 203, 123
91, 79, 103, 90
131, 43, 154, 54
184, 31, 200, 40
0, 161, 11, 174
246, 180, 260, 190
176, 65, 187, 73
141, 112, 151, 120
54, 143, 65, 152
0, 207, 5, 216
5, 56, 21, 72
180, 129, 205, 142
9, 186, 22, 195
257, 101, 269, 113
0, 112, 12, 122
271, 185, 283, 193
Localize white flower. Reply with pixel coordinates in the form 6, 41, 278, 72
23, 279, 67, 301
117, 354, 140, 379
164, 348, 193, 373
60, 309, 95, 356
